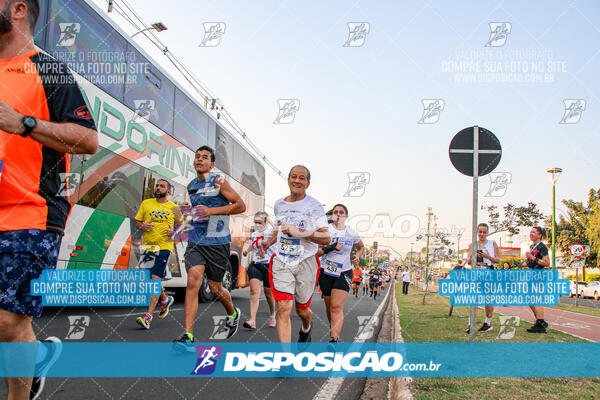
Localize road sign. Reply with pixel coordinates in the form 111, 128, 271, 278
570, 243, 586, 258
448, 126, 502, 342
449, 126, 502, 177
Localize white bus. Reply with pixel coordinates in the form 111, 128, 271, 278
35, 0, 265, 301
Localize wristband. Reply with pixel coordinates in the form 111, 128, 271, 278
322, 244, 337, 254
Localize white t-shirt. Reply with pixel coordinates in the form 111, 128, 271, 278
401, 271, 411, 283
274, 194, 328, 266
320, 224, 361, 276
362, 270, 369, 282
250, 227, 274, 264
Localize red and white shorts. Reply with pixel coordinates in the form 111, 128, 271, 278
268, 254, 320, 309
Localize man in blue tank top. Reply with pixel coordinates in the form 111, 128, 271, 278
174, 146, 246, 349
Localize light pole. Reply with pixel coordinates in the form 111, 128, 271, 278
410, 242, 414, 268
456, 230, 463, 265
546, 167, 562, 269
423, 207, 434, 303
132, 22, 168, 37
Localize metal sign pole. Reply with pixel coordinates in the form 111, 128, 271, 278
576, 262, 579, 307
470, 126, 479, 342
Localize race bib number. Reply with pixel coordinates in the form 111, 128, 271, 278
279, 237, 302, 258
323, 260, 343, 277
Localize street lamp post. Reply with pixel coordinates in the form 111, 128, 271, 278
456, 231, 462, 265
546, 168, 562, 269
131, 22, 168, 37
423, 208, 434, 303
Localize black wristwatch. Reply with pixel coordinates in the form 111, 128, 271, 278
21, 116, 37, 137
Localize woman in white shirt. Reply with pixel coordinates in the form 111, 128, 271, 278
317, 204, 365, 342
466, 223, 501, 333
242, 212, 276, 330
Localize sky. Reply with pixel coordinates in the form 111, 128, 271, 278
90, 0, 600, 257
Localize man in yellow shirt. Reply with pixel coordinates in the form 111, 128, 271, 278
134, 179, 183, 329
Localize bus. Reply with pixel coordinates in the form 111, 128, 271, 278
34, 0, 265, 301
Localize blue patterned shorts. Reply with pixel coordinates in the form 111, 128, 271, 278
0, 230, 62, 317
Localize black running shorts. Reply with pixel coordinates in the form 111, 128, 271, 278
184, 243, 230, 282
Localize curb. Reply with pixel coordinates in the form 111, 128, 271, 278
389, 283, 414, 400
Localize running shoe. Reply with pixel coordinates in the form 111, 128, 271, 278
173, 332, 195, 353
30, 337, 63, 400
225, 307, 241, 339
268, 316, 277, 328
158, 296, 175, 318
298, 325, 312, 342
478, 323, 493, 332
526, 321, 547, 333
136, 313, 152, 329
243, 320, 256, 330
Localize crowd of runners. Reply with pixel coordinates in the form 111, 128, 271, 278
0, 2, 556, 399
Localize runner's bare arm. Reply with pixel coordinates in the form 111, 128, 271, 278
489, 241, 502, 264
199, 178, 246, 216
0, 100, 98, 154
353, 241, 365, 262
305, 227, 330, 245
537, 254, 550, 267
466, 244, 473, 265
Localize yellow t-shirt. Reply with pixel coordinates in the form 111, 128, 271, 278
134, 198, 183, 252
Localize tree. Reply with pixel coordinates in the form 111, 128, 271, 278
485, 202, 544, 236
553, 188, 599, 268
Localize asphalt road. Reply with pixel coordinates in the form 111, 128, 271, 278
2, 286, 388, 400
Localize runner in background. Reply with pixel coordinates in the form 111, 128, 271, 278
134, 179, 182, 329
242, 211, 276, 330
260, 165, 330, 342
466, 223, 501, 333
369, 266, 382, 300
351, 260, 362, 298
401, 266, 411, 295
362, 267, 369, 295
0, 1, 98, 398
524, 226, 550, 333
317, 204, 364, 342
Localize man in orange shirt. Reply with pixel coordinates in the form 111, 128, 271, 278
0, 1, 98, 398
351, 260, 362, 298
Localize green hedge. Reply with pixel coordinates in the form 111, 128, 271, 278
495, 257, 526, 269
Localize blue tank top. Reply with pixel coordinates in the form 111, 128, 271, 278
187, 173, 231, 245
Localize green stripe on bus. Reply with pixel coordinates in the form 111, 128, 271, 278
149, 165, 178, 179
67, 210, 126, 270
